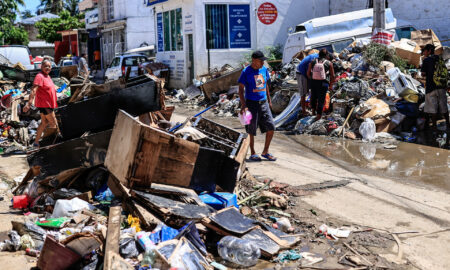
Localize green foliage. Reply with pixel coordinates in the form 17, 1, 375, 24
21, 10, 34, 19
264, 44, 283, 61
1, 26, 29, 45
39, 0, 64, 14
363, 42, 409, 72
36, 10, 85, 43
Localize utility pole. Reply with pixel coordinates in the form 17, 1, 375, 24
373, 0, 385, 31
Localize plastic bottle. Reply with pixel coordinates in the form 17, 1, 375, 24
135, 232, 157, 266
239, 110, 252, 125
25, 248, 40, 257
217, 236, 260, 267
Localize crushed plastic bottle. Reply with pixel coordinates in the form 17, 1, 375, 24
217, 236, 260, 267
135, 231, 157, 266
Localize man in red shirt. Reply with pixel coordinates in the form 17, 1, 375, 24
24, 59, 58, 147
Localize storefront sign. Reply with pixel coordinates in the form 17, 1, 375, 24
228, 5, 251, 48
257, 2, 278, 25
157, 13, 164, 52
184, 13, 193, 34
147, 0, 168, 6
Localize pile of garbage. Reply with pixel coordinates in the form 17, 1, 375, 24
0, 64, 73, 155
273, 29, 450, 149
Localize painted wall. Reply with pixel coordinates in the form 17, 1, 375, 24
329, 0, 450, 45
154, 0, 331, 88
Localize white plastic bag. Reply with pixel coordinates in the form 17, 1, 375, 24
51, 197, 95, 218
359, 118, 376, 142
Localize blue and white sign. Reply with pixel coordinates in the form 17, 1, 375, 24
228, 5, 251, 48
147, 0, 168, 6
157, 13, 164, 52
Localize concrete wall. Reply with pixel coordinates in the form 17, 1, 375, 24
330, 0, 450, 45
154, 0, 331, 88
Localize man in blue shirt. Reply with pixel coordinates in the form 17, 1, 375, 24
238, 51, 276, 161
296, 51, 319, 114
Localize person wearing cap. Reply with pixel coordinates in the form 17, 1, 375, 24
420, 44, 449, 130
238, 51, 276, 161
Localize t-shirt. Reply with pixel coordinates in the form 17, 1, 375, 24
238, 65, 270, 101
310, 58, 331, 82
421, 55, 437, 94
33, 72, 57, 109
296, 53, 319, 75
78, 57, 88, 73
94, 51, 101, 61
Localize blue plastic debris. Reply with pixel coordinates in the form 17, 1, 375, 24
149, 224, 179, 245
275, 250, 302, 262
199, 192, 238, 210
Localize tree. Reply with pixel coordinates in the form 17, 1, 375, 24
39, 0, 64, 14
35, 10, 85, 43
65, 0, 80, 16
21, 9, 34, 19
1, 26, 29, 45
0, 0, 26, 45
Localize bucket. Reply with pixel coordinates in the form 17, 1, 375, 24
13, 195, 29, 209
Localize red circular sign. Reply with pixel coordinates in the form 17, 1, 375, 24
257, 2, 278, 25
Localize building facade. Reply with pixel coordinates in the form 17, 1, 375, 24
97, 0, 155, 68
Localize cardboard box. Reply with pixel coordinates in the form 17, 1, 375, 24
391, 39, 421, 67
411, 29, 443, 55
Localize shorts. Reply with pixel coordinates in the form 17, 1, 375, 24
424, 89, 448, 114
38, 108, 54, 115
296, 73, 309, 96
245, 99, 275, 136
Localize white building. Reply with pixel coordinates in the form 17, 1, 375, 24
150, 0, 332, 88
98, 0, 156, 67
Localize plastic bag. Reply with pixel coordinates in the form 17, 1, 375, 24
51, 197, 95, 218
119, 237, 139, 258
359, 118, 376, 142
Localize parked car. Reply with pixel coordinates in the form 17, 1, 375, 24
0, 45, 34, 70
104, 54, 149, 81
58, 57, 74, 67
125, 45, 156, 62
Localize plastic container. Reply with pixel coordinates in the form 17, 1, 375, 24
217, 236, 260, 267
51, 197, 94, 218
13, 195, 29, 209
199, 192, 238, 210
239, 110, 252, 125
135, 232, 157, 266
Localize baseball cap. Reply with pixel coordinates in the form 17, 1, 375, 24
251, 50, 267, 61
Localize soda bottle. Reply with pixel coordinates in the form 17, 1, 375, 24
217, 236, 260, 267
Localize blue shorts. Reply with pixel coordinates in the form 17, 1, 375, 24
245, 99, 275, 136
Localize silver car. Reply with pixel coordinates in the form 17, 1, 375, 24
104, 54, 148, 81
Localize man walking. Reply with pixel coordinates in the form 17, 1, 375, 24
421, 44, 449, 130
78, 53, 89, 78
238, 51, 276, 161
296, 50, 318, 114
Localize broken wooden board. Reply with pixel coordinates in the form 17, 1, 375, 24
142, 183, 207, 206
107, 252, 134, 270
131, 190, 214, 222
12, 165, 41, 194
202, 207, 257, 235
200, 68, 242, 99
242, 228, 280, 258
27, 130, 111, 178
257, 222, 301, 247
105, 110, 199, 189
37, 235, 81, 270
56, 79, 160, 140
62, 233, 102, 256
104, 206, 122, 270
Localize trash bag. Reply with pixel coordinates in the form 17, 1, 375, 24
359, 118, 376, 142
53, 188, 82, 200
51, 197, 95, 218
271, 91, 291, 114
119, 237, 139, 258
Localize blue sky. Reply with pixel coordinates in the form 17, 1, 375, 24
20, 0, 41, 15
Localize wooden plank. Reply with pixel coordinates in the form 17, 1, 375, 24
105, 111, 142, 187
208, 207, 257, 235
108, 252, 134, 270
200, 68, 242, 99
104, 206, 122, 270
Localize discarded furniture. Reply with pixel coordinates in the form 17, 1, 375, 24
105, 110, 248, 192
56, 76, 160, 140
200, 68, 242, 99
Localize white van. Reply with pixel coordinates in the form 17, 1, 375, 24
0, 45, 34, 70
282, 8, 416, 64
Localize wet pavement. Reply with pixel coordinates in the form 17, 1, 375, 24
288, 134, 450, 191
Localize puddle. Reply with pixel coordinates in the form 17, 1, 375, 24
289, 135, 450, 191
